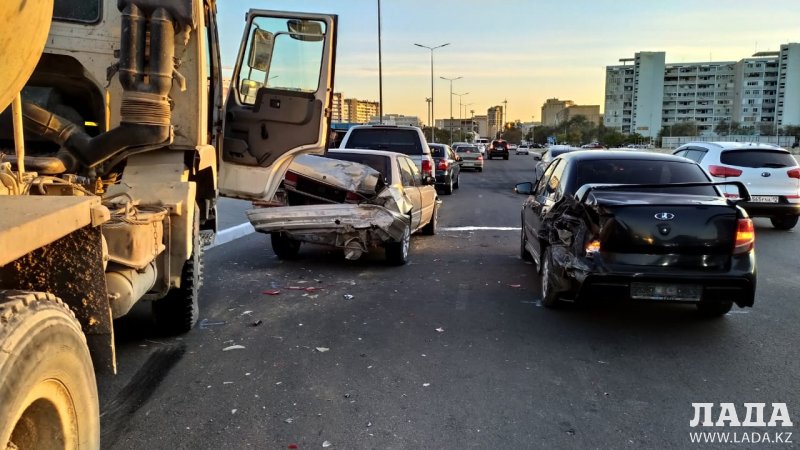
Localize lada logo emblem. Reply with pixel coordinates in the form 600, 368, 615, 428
761, 172, 771, 177
654, 212, 675, 221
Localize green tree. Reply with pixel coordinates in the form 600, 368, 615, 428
714, 119, 730, 136
669, 121, 699, 137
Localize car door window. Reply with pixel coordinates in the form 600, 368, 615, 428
549, 159, 567, 201
403, 158, 423, 186
534, 160, 559, 197
398, 158, 416, 187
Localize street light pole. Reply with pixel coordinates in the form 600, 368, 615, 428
414, 42, 450, 143
441, 76, 462, 144
453, 93, 469, 142
377, 0, 383, 123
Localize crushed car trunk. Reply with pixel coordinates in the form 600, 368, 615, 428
246, 155, 411, 260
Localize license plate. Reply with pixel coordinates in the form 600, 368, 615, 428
751, 195, 779, 203
630, 282, 702, 302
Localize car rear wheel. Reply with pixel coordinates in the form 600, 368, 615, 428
520, 221, 533, 262
385, 222, 411, 265
540, 247, 563, 308
271, 232, 301, 259
443, 176, 453, 195
696, 300, 733, 317
770, 216, 798, 230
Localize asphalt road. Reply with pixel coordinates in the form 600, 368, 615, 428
100, 153, 800, 449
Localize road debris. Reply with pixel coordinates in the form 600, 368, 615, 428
316, 347, 330, 353
251, 320, 263, 327
343, 294, 354, 300
199, 318, 226, 329
423, 383, 431, 387
263, 289, 281, 295
231, 409, 237, 414
223, 345, 246, 351
322, 441, 332, 448
284, 418, 294, 424
288, 444, 299, 449
435, 327, 445, 333
241, 310, 253, 316
509, 284, 522, 288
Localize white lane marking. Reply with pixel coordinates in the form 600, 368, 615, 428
440, 226, 521, 232
208, 222, 255, 249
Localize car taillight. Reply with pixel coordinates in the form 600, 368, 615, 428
345, 191, 361, 203
477, 155, 483, 161
284, 171, 298, 187
585, 239, 601, 256
708, 165, 743, 178
788, 168, 800, 179
733, 218, 755, 254
437, 160, 449, 170
421, 159, 432, 176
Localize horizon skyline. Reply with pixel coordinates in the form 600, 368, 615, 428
217, 1, 800, 123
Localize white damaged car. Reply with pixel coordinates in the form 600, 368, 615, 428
247, 149, 440, 265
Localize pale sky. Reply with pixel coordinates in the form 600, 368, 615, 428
217, 0, 800, 123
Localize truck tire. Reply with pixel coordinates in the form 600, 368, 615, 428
385, 222, 411, 266
0, 291, 100, 450
152, 206, 202, 335
271, 232, 301, 259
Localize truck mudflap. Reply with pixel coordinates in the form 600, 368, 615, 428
246, 203, 408, 259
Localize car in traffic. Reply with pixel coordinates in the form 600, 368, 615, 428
248, 149, 440, 265
487, 139, 509, 160
454, 144, 484, 172
516, 151, 756, 317
453, 142, 485, 157
533, 145, 581, 181
338, 124, 435, 181
516, 144, 530, 155
673, 142, 800, 229
428, 143, 461, 194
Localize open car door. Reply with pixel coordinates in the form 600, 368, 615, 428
219, 10, 337, 200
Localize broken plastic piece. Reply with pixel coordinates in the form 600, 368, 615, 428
509, 284, 521, 288
263, 289, 281, 295
322, 441, 332, 448
288, 444, 299, 449
435, 327, 444, 333
343, 294, 354, 300
251, 320, 263, 327
316, 347, 330, 353
223, 345, 246, 351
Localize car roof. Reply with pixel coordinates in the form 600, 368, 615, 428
557, 150, 698, 163
679, 141, 788, 152
350, 124, 421, 131
328, 148, 406, 159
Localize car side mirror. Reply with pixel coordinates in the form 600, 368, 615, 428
532, 153, 541, 161
515, 182, 534, 195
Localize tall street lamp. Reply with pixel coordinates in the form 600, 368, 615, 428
414, 42, 450, 142
453, 93, 470, 142
440, 76, 462, 144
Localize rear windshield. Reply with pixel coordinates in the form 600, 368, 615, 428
429, 145, 446, 157
344, 129, 424, 155
326, 153, 392, 183
457, 146, 479, 153
720, 150, 796, 168
576, 159, 717, 196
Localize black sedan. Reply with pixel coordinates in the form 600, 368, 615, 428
429, 143, 461, 194
516, 151, 757, 317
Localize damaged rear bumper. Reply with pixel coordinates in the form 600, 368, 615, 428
246, 204, 408, 258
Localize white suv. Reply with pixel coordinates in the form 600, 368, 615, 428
673, 142, 800, 229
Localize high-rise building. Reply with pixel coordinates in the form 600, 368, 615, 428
369, 114, 422, 127
344, 98, 379, 124
604, 44, 800, 137
488, 106, 503, 138
331, 92, 349, 122
541, 98, 574, 126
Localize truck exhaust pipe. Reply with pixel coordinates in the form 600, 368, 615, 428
21, 3, 176, 170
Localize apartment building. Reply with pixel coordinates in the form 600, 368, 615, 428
487, 106, 503, 138
331, 92, 349, 122
343, 98, 379, 124
555, 105, 602, 126
541, 98, 574, 126
605, 44, 800, 137
369, 114, 422, 127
